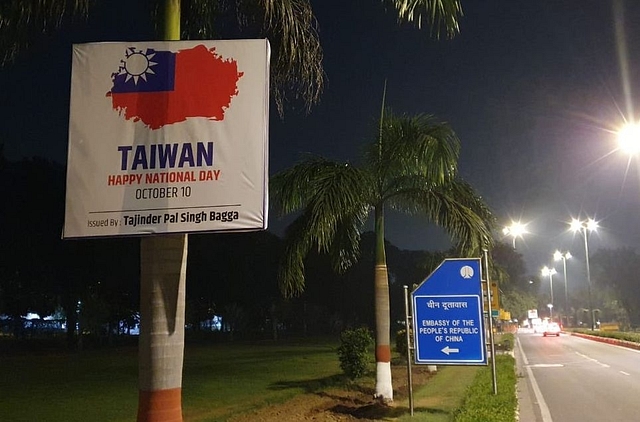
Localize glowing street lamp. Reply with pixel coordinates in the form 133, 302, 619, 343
554, 250, 571, 325
541, 266, 557, 319
570, 218, 598, 330
617, 122, 640, 155
503, 221, 527, 249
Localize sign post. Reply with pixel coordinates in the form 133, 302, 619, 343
411, 258, 486, 365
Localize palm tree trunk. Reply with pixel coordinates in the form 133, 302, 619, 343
374, 204, 393, 401
138, 235, 187, 422
137, 2, 186, 421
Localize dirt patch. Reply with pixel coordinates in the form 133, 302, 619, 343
229, 363, 436, 421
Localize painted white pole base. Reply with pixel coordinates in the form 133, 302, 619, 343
374, 362, 394, 401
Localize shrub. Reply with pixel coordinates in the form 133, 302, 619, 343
496, 332, 514, 351
395, 329, 408, 357
337, 327, 373, 379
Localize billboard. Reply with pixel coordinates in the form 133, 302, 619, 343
64, 39, 270, 238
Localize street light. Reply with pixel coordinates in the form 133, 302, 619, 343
570, 218, 598, 330
503, 221, 527, 249
617, 122, 640, 155
541, 266, 557, 319
554, 250, 571, 326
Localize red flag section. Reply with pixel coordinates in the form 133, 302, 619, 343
107, 45, 243, 129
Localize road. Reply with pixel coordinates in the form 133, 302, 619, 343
516, 329, 640, 421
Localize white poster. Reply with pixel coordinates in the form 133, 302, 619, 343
64, 39, 269, 238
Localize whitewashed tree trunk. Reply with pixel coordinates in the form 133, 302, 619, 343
374, 264, 393, 401
137, 234, 187, 422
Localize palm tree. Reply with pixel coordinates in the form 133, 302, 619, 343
1, 0, 465, 418
271, 108, 493, 400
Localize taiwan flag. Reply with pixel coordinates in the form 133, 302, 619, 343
107, 44, 244, 129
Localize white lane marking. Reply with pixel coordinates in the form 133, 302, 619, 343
517, 337, 553, 422
575, 351, 610, 368
530, 364, 564, 368
620, 371, 631, 376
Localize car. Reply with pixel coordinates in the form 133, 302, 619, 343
543, 322, 561, 337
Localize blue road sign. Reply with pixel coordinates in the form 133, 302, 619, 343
411, 258, 486, 365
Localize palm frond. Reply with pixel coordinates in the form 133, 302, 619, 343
278, 210, 314, 297
0, 0, 93, 66
178, 0, 223, 39
326, 207, 367, 272
178, 0, 324, 116
271, 157, 372, 215
272, 157, 372, 296
262, 0, 324, 115
388, 0, 463, 39
278, 202, 368, 297
390, 177, 494, 255
367, 109, 460, 196
277, 159, 370, 251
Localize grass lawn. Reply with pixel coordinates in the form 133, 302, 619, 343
0, 337, 342, 422
0, 346, 139, 422
397, 365, 481, 422
0, 337, 501, 421
181, 338, 342, 421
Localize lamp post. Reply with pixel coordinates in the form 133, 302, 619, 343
554, 250, 571, 326
541, 266, 557, 320
570, 218, 598, 330
503, 221, 527, 249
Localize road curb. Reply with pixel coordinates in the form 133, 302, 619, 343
570, 332, 640, 350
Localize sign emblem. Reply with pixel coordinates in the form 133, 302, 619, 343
460, 266, 474, 279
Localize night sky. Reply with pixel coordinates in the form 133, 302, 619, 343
1, 1, 640, 283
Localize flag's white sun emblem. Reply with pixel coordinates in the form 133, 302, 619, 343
118, 48, 158, 85
460, 266, 474, 279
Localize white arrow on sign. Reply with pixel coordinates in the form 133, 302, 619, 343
441, 346, 460, 355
